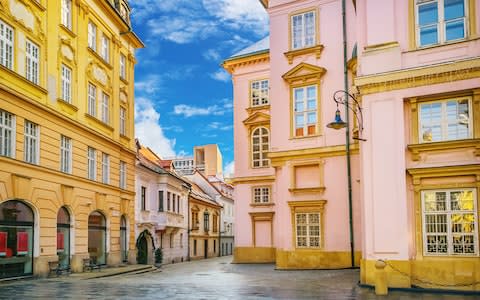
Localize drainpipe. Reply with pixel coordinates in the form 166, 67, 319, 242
187, 188, 191, 262
218, 203, 222, 257
342, 0, 355, 268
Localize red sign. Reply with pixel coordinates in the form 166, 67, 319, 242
57, 232, 64, 252
0, 232, 6, 256
17, 232, 28, 255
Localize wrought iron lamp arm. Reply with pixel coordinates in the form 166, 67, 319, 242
332, 90, 365, 140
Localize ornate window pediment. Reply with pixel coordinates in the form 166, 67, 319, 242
243, 111, 270, 128
282, 62, 326, 85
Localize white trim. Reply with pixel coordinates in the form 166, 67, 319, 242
0, 20, 14, 70
24, 120, 39, 165
61, 64, 72, 103
0, 110, 15, 158
25, 40, 39, 85
60, 135, 72, 174
87, 147, 96, 180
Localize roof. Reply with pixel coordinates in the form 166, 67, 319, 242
228, 36, 269, 60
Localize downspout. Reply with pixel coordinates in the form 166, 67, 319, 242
342, 0, 355, 268
187, 188, 191, 261
218, 204, 222, 257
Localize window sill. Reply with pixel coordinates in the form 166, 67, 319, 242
251, 165, 271, 169
120, 77, 129, 85
0, 64, 47, 95
85, 113, 114, 132
284, 44, 324, 64
87, 48, 113, 70
57, 98, 78, 115
289, 134, 321, 140
59, 24, 76, 38
407, 138, 480, 161
288, 187, 325, 194
246, 104, 270, 115
406, 37, 480, 53
250, 202, 274, 207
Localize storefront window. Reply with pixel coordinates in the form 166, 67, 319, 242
57, 207, 70, 269
0, 200, 34, 279
88, 211, 106, 265
120, 216, 127, 262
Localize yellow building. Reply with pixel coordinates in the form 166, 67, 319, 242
0, 0, 142, 278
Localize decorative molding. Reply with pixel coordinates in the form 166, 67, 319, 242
243, 111, 270, 127
288, 200, 327, 250
407, 164, 480, 191
231, 175, 276, 185
246, 104, 270, 115
86, 61, 112, 93
284, 44, 324, 64
223, 51, 270, 74
282, 62, 326, 85
288, 187, 326, 194
268, 144, 359, 167
363, 41, 400, 52
59, 37, 76, 64
407, 139, 480, 161
249, 211, 274, 247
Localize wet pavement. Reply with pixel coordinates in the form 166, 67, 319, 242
0, 256, 478, 299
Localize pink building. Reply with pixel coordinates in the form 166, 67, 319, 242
225, 0, 480, 291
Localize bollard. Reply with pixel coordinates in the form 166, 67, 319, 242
374, 260, 388, 295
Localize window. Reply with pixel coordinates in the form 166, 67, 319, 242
169, 234, 173, 248
253, 187, 270, 203
172, 194, 176, 212
87, 83, 97, 117
0, 110, 14, 158
141, 186, 146, 210
61, 65, 72, 103
213, 215, 218, 233
167, 192, 171, 211
88, 22, 96, 51
87, 147, 96, 180
291, 10, 316, 50
120, 107, 126, 136
294, 85, 317, 137
158, 191, 164, 212
422, 189, 477, 255
193, 239, 197, 255
203, 211, 210, 232
25, 40, 39, 84
295, 212, 320, 248
24, 120, 39, 164
192, 211, 199, 229
60, 135, 72, 174
180, 233, 183, 248
419, 97, 471, 143
120, 54, 126, 79
101, 35, 109, 62
252, 127, 269, 168
416, 0, 467, 47
61, 0, 72, 29
251, 80, 269, 106
0, 20, 14, 70
177, 197, 180, 213
119, 161, 126, 189
101, 93, 109, 124
101, 153, 109, 184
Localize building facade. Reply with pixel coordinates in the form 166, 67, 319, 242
135, 142, 190, 265
355, 0, 480, 291
172, 144, 223, 176
0, 0, 142, 278
224, 0, 361, 269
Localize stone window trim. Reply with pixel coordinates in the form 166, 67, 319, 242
288, 200, 327, 250
288, 7, 318, 51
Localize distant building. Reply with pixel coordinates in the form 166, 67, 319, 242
172, 144, 223, 177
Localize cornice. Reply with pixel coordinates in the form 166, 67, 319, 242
223, 51, 270, 74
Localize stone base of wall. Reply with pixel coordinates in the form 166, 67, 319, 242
361, 258, 480, 291
34, 255, 57, 278
232, 247, 276, 263
275, 250, 361, 269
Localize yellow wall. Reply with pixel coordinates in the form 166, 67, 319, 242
189, 197, 221, 259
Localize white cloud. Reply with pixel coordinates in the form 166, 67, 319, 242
208, 122, 233, 131
135, 97, 176, 158
173, 99, 232, 118
223, 160, 235, 178
210, 69, 230, 82
147, 17, 220, 44
135, 75, 162, 94
203, 49, 221, 61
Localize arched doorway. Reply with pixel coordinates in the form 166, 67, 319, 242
88, 211, 106, 265
57, 207, 70, 269
136, 230, 153, 264
120, 216, 127, 263
0, 200, 34, 278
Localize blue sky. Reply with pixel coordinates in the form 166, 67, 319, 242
130, 0, 269, 176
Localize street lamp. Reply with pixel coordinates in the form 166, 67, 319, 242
326, 90, 365, 268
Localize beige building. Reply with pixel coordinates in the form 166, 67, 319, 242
0, 0, 142, 278
173, 144, 223, 177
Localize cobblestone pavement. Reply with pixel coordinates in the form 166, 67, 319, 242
0, 256, 478, 300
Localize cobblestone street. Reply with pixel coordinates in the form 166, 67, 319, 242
0, 256, 478, 300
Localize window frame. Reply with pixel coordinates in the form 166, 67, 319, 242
60, 135, 72, 174
24, 120, 39, 165
421, 188, 478, 256
120, 53, 126, 80
119, 160, 126, 189
25, 40, 39, 85
87, 83, 97, 117
87, 147, 96, 180
203, 211, 210, 232
101, 34, 110, 62
290, 9, 317, 50
295, 212, 321, 248
250, 79, 269, 107
61, 64, 72, 103
141, 186, 146, 211
0, 20, 14, 70
292, 84, 318, 137
101, 152, 110, 184
158, 190, 164, 212
0, 110, 15, 158
61, 0, 72, 30
88, 21, 97, 51
252, 186, 271, 204
101, 92, 110, 124
251, 127, 270, 168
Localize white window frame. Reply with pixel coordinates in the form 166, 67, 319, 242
101, 34, 110, 62
415, 0, 468, 47
291, 10, 316, 50
253, 186, 270, 203
61, 0, 72, 30
421, 188, 478, 256
88, 22, 96, 51
418, 97, 472, 143
293, 85, 317, 137
119, 160, 126, 189
102, 152, 110, 184
26, 40, 39, 85
101, 92, 109, 124
87, 83, 96, 117
120, 54, 126, 79
120, 107, 126, 136
295, 212, 321, 248
61, 64, 72, 103
251, 79, 269, 106
60, 135, 72, 174
251, 127, 269, 168
87, 147, 96, 180
0, 20, 14, 70
24, 120, 39, 165
0, 110, 15, 158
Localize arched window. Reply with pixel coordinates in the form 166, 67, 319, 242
252, 127, 270, 168
120, 216, 127, 262
57, 207, 70, 269
88, 211, 106, 265
0, 200, 34, 278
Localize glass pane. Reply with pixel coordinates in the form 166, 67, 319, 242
88, 211, 105, 226
418, 2, 438, 25
420, 25, 438, 46
307, 112, 316, 124
307, 99, 316, 110
57, 207, 70, 224
295, 115, 304, 127
445, 19, 465, 41
304, 12, 315, 47
0, 201, 34, 222
307, 86, 316, 98
444, 0, 464, 20
295, 101, 304, 112
294, 88, 304, 102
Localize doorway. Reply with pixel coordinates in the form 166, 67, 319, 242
204, 239, 208, 259
137, 235, 148, 264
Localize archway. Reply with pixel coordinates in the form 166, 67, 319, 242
57, 207, 70, 269
0, 200, 34, 278
88, 211, 106, 265
136, 230, 154, 264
